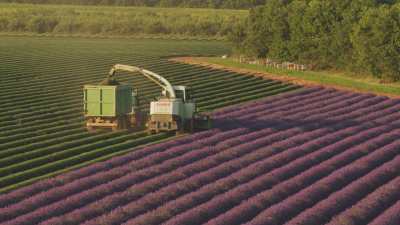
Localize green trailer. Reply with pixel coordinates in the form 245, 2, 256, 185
83, 84, 140, 131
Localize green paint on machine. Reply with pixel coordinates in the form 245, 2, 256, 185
84, 85, 133, 117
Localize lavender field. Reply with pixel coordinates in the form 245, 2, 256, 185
0, 87, 399, 225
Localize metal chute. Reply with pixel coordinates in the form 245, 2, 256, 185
108, 64, 176, 98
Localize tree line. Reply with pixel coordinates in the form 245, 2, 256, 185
0, 0, 266, 9
230, 0, 400, 81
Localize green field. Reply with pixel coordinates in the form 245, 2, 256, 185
0, 3, 247, 38
0, 37, 299, 193
203, 57, 400, 97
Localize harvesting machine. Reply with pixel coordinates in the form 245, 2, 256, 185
83, 64, 211, 134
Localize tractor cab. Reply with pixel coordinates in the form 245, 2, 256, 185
173, 86, 192, 102
162, 85, 192, 103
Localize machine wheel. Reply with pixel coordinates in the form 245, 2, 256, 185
86, 126, 96, 133
121, 116, 129, 130
188, 118, 195, 133
147, 129, 156, 135
175, 120, 184, 135
111, 118, 119, 132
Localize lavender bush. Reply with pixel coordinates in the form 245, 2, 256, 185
1, 88, 400, 225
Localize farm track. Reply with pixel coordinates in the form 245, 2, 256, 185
0, 37, 299, 193
1, 87, 399, 225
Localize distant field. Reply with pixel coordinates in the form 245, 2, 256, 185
0, 3, 247, 38
0, 37, 298, 193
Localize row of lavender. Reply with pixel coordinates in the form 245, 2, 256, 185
0, 87, 399, 225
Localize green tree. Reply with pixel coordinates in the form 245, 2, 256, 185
230, 0, 400, 80
227, 18, 247, 54
244, 0, 290, 59
287, 0, 308, 63
351, 4, 400, 80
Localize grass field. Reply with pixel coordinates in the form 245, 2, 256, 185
0, 3, 247, 38
201, 57, 400, 97
0, 36, 299, 193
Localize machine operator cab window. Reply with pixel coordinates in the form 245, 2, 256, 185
172, 86, 193, 103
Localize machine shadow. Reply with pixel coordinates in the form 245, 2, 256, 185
212, 115, 390, 135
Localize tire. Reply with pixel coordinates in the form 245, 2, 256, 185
86, 126, 96, 133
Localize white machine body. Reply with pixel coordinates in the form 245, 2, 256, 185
150, 98, 181, 116
150, 98, 195, 119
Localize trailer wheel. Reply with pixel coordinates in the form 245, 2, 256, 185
86, 126, 95, 133
121, 116, 129, 130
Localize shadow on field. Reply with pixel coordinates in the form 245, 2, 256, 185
212, 116, 387, 134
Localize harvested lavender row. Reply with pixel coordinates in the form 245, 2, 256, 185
1, 88, 400, 225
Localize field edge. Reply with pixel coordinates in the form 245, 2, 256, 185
170, 57, 400, 99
